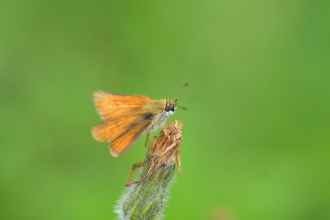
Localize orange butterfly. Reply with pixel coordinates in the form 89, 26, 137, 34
92, 83, 188, 157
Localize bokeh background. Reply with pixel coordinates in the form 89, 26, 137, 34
1, 0, 330, 220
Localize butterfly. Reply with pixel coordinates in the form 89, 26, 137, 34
91, 83, 187, 157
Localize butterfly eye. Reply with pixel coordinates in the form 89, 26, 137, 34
165, 105, 176, 112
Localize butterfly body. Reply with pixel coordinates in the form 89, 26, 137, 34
147, 99, 176, 131
92, 91, 178, 157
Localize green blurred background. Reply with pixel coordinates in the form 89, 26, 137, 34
1, 0, 330, 219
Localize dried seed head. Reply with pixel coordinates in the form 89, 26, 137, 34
115, 120, 184, 220
125, 120, 184, 186
147, 120, 183, 175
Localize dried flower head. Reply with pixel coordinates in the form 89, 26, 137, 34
115, 120, 184, 220
125, 120, 183, 186
148, 120, 183, 174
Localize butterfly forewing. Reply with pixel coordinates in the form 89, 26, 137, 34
93, 91, 154, 120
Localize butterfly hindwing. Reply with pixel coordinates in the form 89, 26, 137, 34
92, 112, 154, 156
110, 113, 154, 156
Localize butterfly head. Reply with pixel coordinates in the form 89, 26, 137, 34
164, 99, 177, 116
165, 82, 188, 115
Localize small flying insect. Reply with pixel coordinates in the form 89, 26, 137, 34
92, 83, 188, 157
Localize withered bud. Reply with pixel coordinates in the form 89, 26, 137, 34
115, 121, 184, 220
147, 120, 183, 176
125, 120, 183, 186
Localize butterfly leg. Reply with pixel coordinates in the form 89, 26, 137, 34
124, 161, 145, 187
144, 130, 150, 147
166, 117, 172, 125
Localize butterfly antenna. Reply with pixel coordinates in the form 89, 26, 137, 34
171, 82, 189, 99
178, 106, 187, 111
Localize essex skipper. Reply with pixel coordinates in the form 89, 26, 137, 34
92, 83, 188, 157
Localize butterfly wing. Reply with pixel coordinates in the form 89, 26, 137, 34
92, 91, 155, 156
110, 113, 154, 156
93, 91, 154, 120
92, 112, 154, 156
